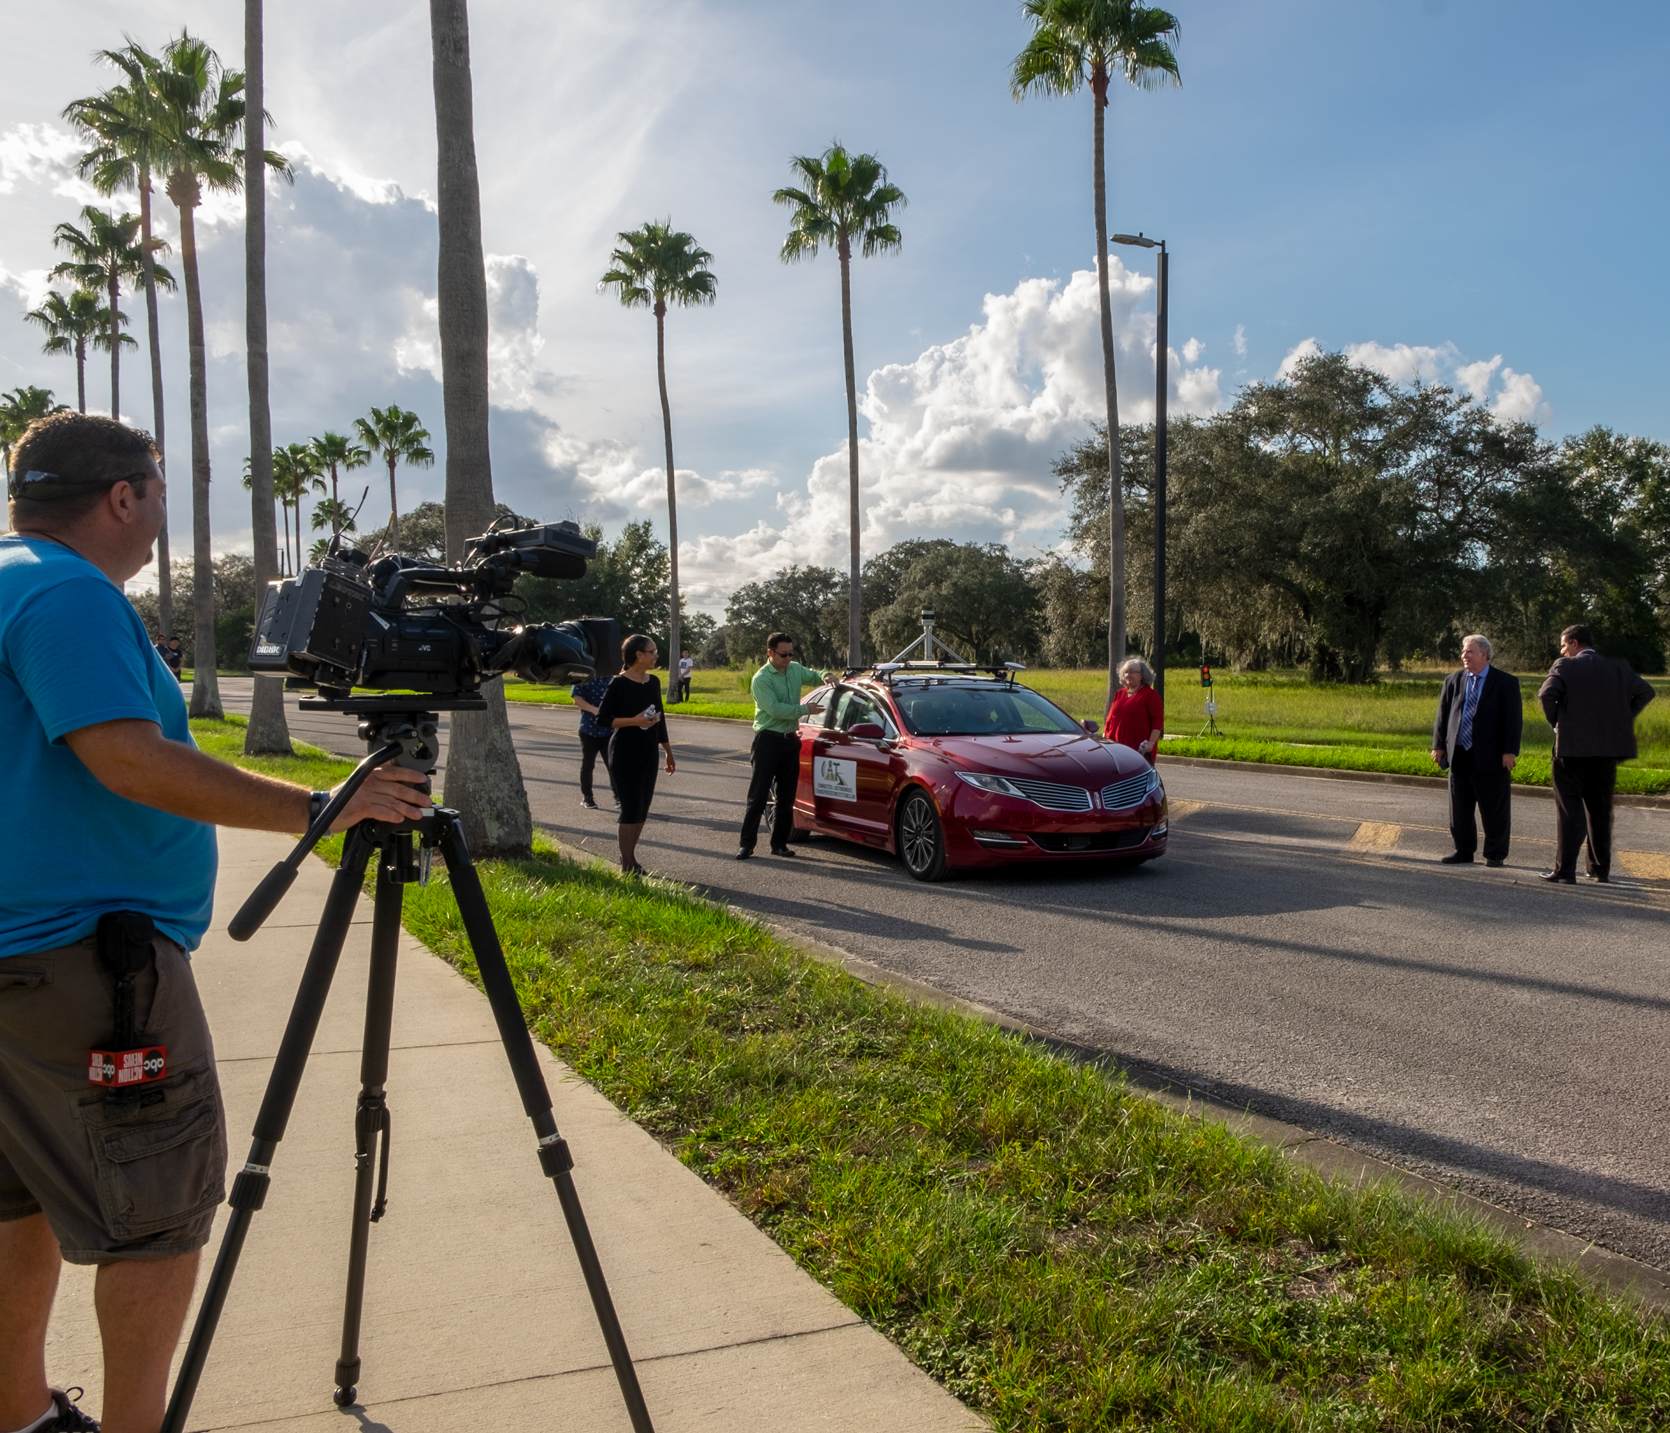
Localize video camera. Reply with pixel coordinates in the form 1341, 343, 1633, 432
247, 518, 619, 699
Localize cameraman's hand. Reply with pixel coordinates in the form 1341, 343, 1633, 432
331, 766, 433, 831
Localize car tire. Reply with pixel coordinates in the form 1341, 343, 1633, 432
897, 790, 948, 882
763, 794, 811, 843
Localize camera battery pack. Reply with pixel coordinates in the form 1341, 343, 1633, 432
88, 1045, 167, 1086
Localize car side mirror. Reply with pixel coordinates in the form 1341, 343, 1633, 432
1081, 719, 1099, 735
849, 721, 886, 740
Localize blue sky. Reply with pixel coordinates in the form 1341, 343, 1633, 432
3, 1, 1667, 611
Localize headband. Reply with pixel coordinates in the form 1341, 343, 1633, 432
8, 468, 148, 501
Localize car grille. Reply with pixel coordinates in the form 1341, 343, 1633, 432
1030, 827, 1151, 853
1005, 777, 1093, 811
1102, 769, 1157, 810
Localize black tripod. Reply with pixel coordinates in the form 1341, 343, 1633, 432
161, 697, 654, 1433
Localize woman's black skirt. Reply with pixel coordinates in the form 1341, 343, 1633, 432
611, 752, 659, 824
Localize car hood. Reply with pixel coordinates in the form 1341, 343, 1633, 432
916, 732, 1149, 783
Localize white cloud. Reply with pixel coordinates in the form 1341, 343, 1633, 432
0, 124, 97, 202
1182, 337, 1204, 364
677, 260, 1222, 607
1276, 337, 1549, 424
615, 464, 778, 513
1233, 323, 1247, 357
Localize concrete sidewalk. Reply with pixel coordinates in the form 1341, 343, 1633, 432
43, 829, 984, 1432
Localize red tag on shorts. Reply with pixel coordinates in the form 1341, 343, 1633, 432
88, 1046, 167, 1086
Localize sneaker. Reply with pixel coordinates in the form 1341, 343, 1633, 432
580, 797, 599, 810
43, 1388, 100, 1431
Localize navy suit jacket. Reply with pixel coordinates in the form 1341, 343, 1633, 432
1433, 664, 1523, 766
1538, 651, 1655, 760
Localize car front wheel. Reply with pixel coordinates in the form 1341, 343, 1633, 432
897, 789, 948, 882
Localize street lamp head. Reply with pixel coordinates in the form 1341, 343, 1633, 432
1109, 233, 1159, 249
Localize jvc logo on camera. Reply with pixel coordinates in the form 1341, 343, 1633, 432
87, 1045, 168, 1086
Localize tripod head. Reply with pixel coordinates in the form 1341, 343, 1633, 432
229, 696, 482, 941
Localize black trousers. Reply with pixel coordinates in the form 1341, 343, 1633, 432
578, 732, 612, 803
1447, 745, 1512, 862
1552, 755, 1616, 878
739, 730, 801, 852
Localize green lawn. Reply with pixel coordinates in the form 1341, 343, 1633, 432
503, 668, 1670, 793
198, 719, 1670, 1431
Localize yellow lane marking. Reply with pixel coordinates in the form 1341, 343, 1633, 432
1346, 821, 1401, 854
1619, 851, 1670, 881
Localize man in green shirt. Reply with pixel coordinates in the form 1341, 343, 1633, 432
737, 632, 832, 858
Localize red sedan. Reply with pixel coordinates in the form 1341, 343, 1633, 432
781, 670, 1168, 880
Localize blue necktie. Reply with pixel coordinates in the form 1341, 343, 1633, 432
1457, 671, 1480, 751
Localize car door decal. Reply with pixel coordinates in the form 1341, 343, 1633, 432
814, 755, 859, 802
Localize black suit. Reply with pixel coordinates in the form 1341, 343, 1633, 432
1432, 663, 1522, 862
1537, 651, 1656, 878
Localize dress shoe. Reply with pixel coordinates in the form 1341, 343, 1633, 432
1539, 870, 1576, 884
1484, 857, 1506, 868
735, 847, 753, 860
1438, 851, 1473, 865
1588, 871, 1610, 883
770, 845, 798, 857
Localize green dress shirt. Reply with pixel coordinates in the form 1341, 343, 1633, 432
751, 660, 830, 734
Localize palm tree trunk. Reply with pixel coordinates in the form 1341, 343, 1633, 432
838, 233, 861, 667
75, 341, 86, 414
138, 170, 174, 639
1091, 63, 1126, 710
280, 500, 290, 575
175, 184, 222, 718
108, 271, 120, 420
244, 0, 292, 754
656, 301, 681, 685
429, 0, 532, 858
386, 454, 400, 552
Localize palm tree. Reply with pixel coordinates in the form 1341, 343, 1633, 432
65, 43, 184, 638
25, 289, 121, 414
136, 31, 292, 718
310, 494, 361, 557
354, 405, 433, 554
0, 386, 67, 476
47, 206, 172, 421
1012, 0, 1180, 706
309, 430, 370, 509
600, 220, 717, 675
429, 0, 534, 858
774, 143, 906, 666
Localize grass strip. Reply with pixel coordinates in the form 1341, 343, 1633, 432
197, 720, 1670, 1431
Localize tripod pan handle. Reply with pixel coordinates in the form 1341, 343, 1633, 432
229, 864, 299, 942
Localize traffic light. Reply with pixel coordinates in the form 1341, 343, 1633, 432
1200, 664, 1213, 688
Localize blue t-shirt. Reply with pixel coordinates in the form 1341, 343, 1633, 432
0, 535, 217, 956
571, 675, 614, 739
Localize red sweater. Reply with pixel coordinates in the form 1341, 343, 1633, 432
1103, 685, 1164, 763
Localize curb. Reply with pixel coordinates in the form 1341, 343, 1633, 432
1157, 754, 1670, 810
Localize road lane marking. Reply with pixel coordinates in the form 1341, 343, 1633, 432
1346, 821, 1401, 854
1167, 799, 1207, 820
1619, 851, 1670, 881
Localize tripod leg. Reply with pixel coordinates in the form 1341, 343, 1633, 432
435, 811, 656, 1433
334, 842, 405, 1406
162, 827, 379, 1433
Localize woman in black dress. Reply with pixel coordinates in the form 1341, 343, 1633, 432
593, 633, 676, 874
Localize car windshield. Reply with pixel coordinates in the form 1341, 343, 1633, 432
890, 682, 1081, 736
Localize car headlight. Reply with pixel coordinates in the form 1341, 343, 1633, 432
955, 771, 1024, 798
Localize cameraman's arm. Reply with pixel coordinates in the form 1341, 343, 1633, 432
64, 718, 431, 833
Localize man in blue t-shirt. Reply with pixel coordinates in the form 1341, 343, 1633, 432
570, 671, 616, 810
0, 413, 429, 1433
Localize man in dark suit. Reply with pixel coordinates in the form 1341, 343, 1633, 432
1536, 623, 1656, 883
1431, 633, 1522, 866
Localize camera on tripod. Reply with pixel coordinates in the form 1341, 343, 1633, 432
247, 518, 619, 699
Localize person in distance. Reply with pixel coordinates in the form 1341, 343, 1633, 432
0, 412, 429, 1433
1103, 657, 1164, 765
594, 633, 676, 875
1535, 623, 1655, 884
736, 632, 831, 859
1431, 633, 1521, 868
569, 667, 616, 811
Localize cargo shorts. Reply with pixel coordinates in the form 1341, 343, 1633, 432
0, 933, 227, 1263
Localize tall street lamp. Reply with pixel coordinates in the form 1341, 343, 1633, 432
1110, 232, 1166, 702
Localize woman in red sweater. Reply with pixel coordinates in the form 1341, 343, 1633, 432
1103, 657, 1165, 764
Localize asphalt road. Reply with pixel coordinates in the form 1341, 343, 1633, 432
216, 679, 1670, 1271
